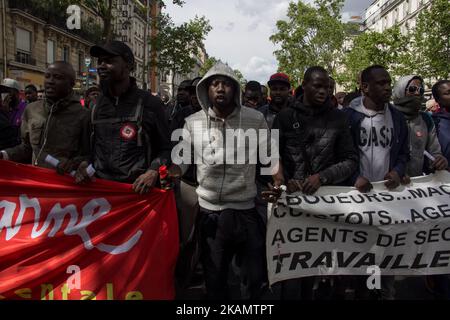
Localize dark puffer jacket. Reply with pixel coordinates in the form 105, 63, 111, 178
272, 97, 358, 184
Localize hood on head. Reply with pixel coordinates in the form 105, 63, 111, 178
196, 62, 242, 114
393, 75, 423, 101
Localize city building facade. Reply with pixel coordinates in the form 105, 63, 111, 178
113, 0, 150, 89
0, 0, 102, 93
158, 46, 207, 100
363, 0, 431, 34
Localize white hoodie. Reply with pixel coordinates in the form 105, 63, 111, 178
350, 96, 394, 182
174, 62, 270, 211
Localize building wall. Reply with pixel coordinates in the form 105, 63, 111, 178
364, 0, 431, 34
1, 4, 96, 93
0, 0, 5, 80
159, 46, 207, 99
113, 0, 150, 89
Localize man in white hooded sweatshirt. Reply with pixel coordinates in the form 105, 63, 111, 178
171, 62, 271, 299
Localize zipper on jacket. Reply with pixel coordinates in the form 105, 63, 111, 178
35, 102, 55, 166
218, 118, 226, 203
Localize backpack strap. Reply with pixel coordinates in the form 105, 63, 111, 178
134, 98, 144, 147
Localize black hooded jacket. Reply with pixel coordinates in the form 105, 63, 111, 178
92, 77, 171, 183
272, 96, 358, 184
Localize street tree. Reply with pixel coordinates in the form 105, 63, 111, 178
81, 0, 185, 42
270, 0, 348, 84
81, 0, 114, 42
150, 13, 212, 94
337, 26, 410, 90
233, 69, 247, 88
199, 57, 219, 76
409, 0, 450, 84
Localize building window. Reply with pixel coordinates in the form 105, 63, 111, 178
63, 46, 70, 62
47, 40, 55, 64
16, 27, 33, 65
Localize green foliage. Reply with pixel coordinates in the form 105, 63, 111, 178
270, 0, 347, 84
338, 0, 449, 90
233, 69, 247, 88
337, 26, 410, 90
151, 14, 211, 91
199, 56, 219, 76
410, 0, 450, 84
81, 1, 185, 42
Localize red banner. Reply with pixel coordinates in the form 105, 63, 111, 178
0, 160, 179, 300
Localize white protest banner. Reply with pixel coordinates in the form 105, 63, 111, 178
267, 171, 450, 285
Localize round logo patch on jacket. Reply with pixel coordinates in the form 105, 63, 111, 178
120, 123, 137, 140
416, 131, 423, 138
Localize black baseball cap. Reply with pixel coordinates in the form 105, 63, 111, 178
90, 41, 135, 66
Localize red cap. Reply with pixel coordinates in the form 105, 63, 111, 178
268, 72, 291, 88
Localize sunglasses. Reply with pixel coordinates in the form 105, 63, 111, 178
407, 85, 424, 95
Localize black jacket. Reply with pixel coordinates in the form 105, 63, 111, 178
167, 102, 196, 136
273, 97, 358, 185
0, 110, 17, 150
92, 78, 171, 183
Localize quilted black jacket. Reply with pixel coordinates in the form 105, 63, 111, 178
272, 97, 358, 185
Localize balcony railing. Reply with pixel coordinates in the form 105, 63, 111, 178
15, 52, 36, 66
9, 0, 103, 44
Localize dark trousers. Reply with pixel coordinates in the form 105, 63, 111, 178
199, 207, 267, 300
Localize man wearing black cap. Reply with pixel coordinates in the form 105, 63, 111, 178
75, 41, 171, 194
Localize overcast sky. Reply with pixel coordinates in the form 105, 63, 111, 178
165, 0, 373, 84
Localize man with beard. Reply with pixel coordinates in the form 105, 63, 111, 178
75, 41, 171, 194
171, 62, 270, 299
0, 62, 90, 171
